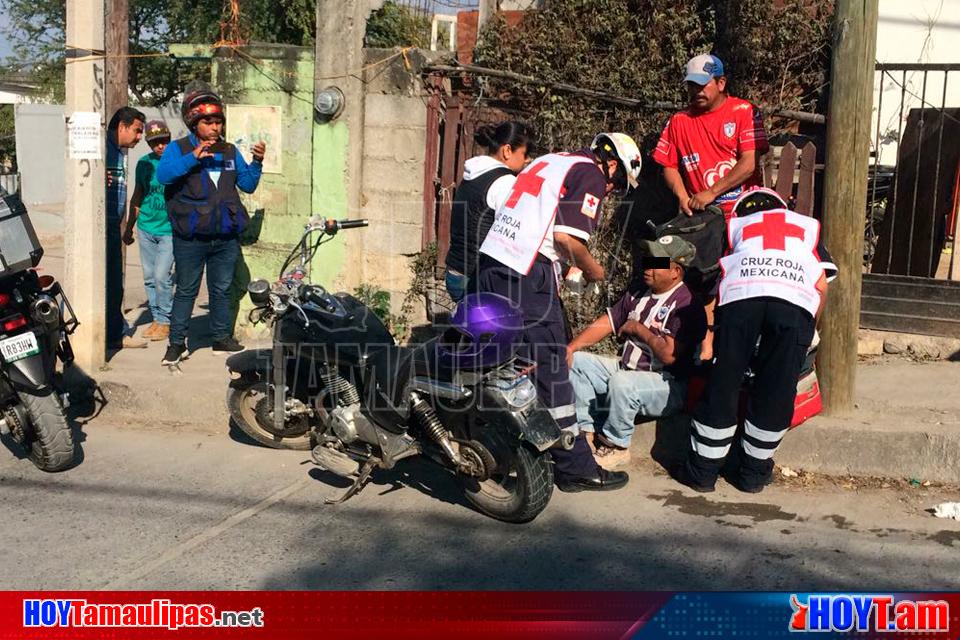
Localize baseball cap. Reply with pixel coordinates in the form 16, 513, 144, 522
144, 120, 171, 145
684, 54, 725, 85
639, 235, 697, 267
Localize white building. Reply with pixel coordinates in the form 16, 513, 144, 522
873, 0, 960, 164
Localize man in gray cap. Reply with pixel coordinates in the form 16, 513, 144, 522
567, 235, 708, 469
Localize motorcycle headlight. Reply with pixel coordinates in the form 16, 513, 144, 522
495, 375, 538, 409
247, 279, 271, 306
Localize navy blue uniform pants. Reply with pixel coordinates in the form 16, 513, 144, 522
687, 297, 815, 489
477, 258, 599, 478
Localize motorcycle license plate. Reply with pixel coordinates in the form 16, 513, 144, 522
0, 332, 40, 362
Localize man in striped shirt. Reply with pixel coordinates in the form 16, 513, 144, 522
567, 236, 707, 469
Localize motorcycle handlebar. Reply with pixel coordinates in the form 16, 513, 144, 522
334, 218, 369, 230
306, 217, 369, 234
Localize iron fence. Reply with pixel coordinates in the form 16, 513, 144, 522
867, 63, 960, 281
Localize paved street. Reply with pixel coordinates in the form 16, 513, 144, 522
2, 418, 959, 591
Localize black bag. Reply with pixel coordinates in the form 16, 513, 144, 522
651, 205, 727, 292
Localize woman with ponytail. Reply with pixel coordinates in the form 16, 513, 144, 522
444, 121, 535, 301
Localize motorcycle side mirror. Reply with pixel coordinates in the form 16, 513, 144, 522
247, 279, 271, 306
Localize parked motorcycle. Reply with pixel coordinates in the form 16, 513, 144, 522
227, 217, 572, 523
0, 189, 79, 471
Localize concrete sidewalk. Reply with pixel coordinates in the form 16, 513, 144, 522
639, 358, 960, 485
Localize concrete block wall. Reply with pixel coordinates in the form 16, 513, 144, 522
349, 49, 440, 312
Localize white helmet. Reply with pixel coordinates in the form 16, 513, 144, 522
591, 132, 642, 190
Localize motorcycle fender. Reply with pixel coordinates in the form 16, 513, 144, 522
225, 349, 273, 384
481, 402, 562, 453
6, 352, 51, 390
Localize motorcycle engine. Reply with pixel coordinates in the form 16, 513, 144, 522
328, 404, 379, 445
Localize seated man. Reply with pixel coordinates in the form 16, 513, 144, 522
567, 235, 707, 469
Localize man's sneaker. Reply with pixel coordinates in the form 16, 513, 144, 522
162, 343, 188, 366
211, 337, 245, 354
595, 445, 632, 470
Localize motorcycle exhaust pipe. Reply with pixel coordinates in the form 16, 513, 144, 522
30, 295, 60, 328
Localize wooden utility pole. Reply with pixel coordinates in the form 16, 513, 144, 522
104, 0, 129, 120
65, 0, 107, 370
819, 0, 879, 414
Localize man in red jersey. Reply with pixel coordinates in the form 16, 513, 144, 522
653, 54, 770, 360
653, 54, 769, 219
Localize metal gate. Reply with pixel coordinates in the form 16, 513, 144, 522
861, 63, 960, 337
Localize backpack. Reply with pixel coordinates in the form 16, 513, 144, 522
650, 205, 727, 292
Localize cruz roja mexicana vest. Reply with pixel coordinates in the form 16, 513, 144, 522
718, 208, 825, 318
480, 153, 595, 276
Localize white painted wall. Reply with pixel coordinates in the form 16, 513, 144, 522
0, 89, 36, 105
872, 0, 960, 164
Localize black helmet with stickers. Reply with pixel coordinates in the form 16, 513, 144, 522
180, 80, 225, 131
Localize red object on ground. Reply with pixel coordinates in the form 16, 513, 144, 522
684, 369, 822, 429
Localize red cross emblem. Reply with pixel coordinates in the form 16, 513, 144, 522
741, 212, 805, 250
505, 161, 549, 209
585, 195, 597, 208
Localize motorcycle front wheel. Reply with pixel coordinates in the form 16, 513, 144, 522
226, 381, 312, 450
458, 445, 553, 524
18, 388, 76, 472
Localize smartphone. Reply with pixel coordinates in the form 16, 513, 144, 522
207, 140, 229, 153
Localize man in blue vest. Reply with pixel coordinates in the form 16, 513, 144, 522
157, 81, 266, 366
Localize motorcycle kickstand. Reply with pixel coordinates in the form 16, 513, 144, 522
324, 458, 378, 505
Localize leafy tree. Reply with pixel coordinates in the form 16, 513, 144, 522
364, 0, 431, 49
0, 0, 317, 105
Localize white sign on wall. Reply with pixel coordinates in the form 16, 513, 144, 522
226, 105, 282, 173
67, 112, 102, 160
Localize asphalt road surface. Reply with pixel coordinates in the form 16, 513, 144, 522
2, 419, 959, 590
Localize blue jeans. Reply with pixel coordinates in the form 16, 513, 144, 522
138, 228, 174, 325
445, 268, 468, 302
170, 235, 239, 346
569, 352, 686, 448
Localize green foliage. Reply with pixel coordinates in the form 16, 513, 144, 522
474, 0, 832, 152
0, 0, 316, 106
364, 1, 431, 49
354, 283, 408, 341
0, 105, 15, 169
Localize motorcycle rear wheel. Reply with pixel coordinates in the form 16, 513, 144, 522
458, 445, 553, 524
18, 388, 76, 472
227, 381, 312, 450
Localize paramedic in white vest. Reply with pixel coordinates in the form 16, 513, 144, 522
477, 133, 642, 493
672, 188, 837, 493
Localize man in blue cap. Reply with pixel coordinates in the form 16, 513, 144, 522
653, 53, 770, 362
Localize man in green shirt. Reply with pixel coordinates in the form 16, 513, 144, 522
124, 120, 174, 340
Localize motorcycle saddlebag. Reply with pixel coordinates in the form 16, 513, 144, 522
0, 188, 43, 276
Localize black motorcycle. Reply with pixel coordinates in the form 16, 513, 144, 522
0, 190, 79, 471
226, 218, 572, 523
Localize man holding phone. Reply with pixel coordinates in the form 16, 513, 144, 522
566, 236, 707, 469
156, 81, 266, 366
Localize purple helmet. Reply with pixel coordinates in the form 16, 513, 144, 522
437, 292, 524, 370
